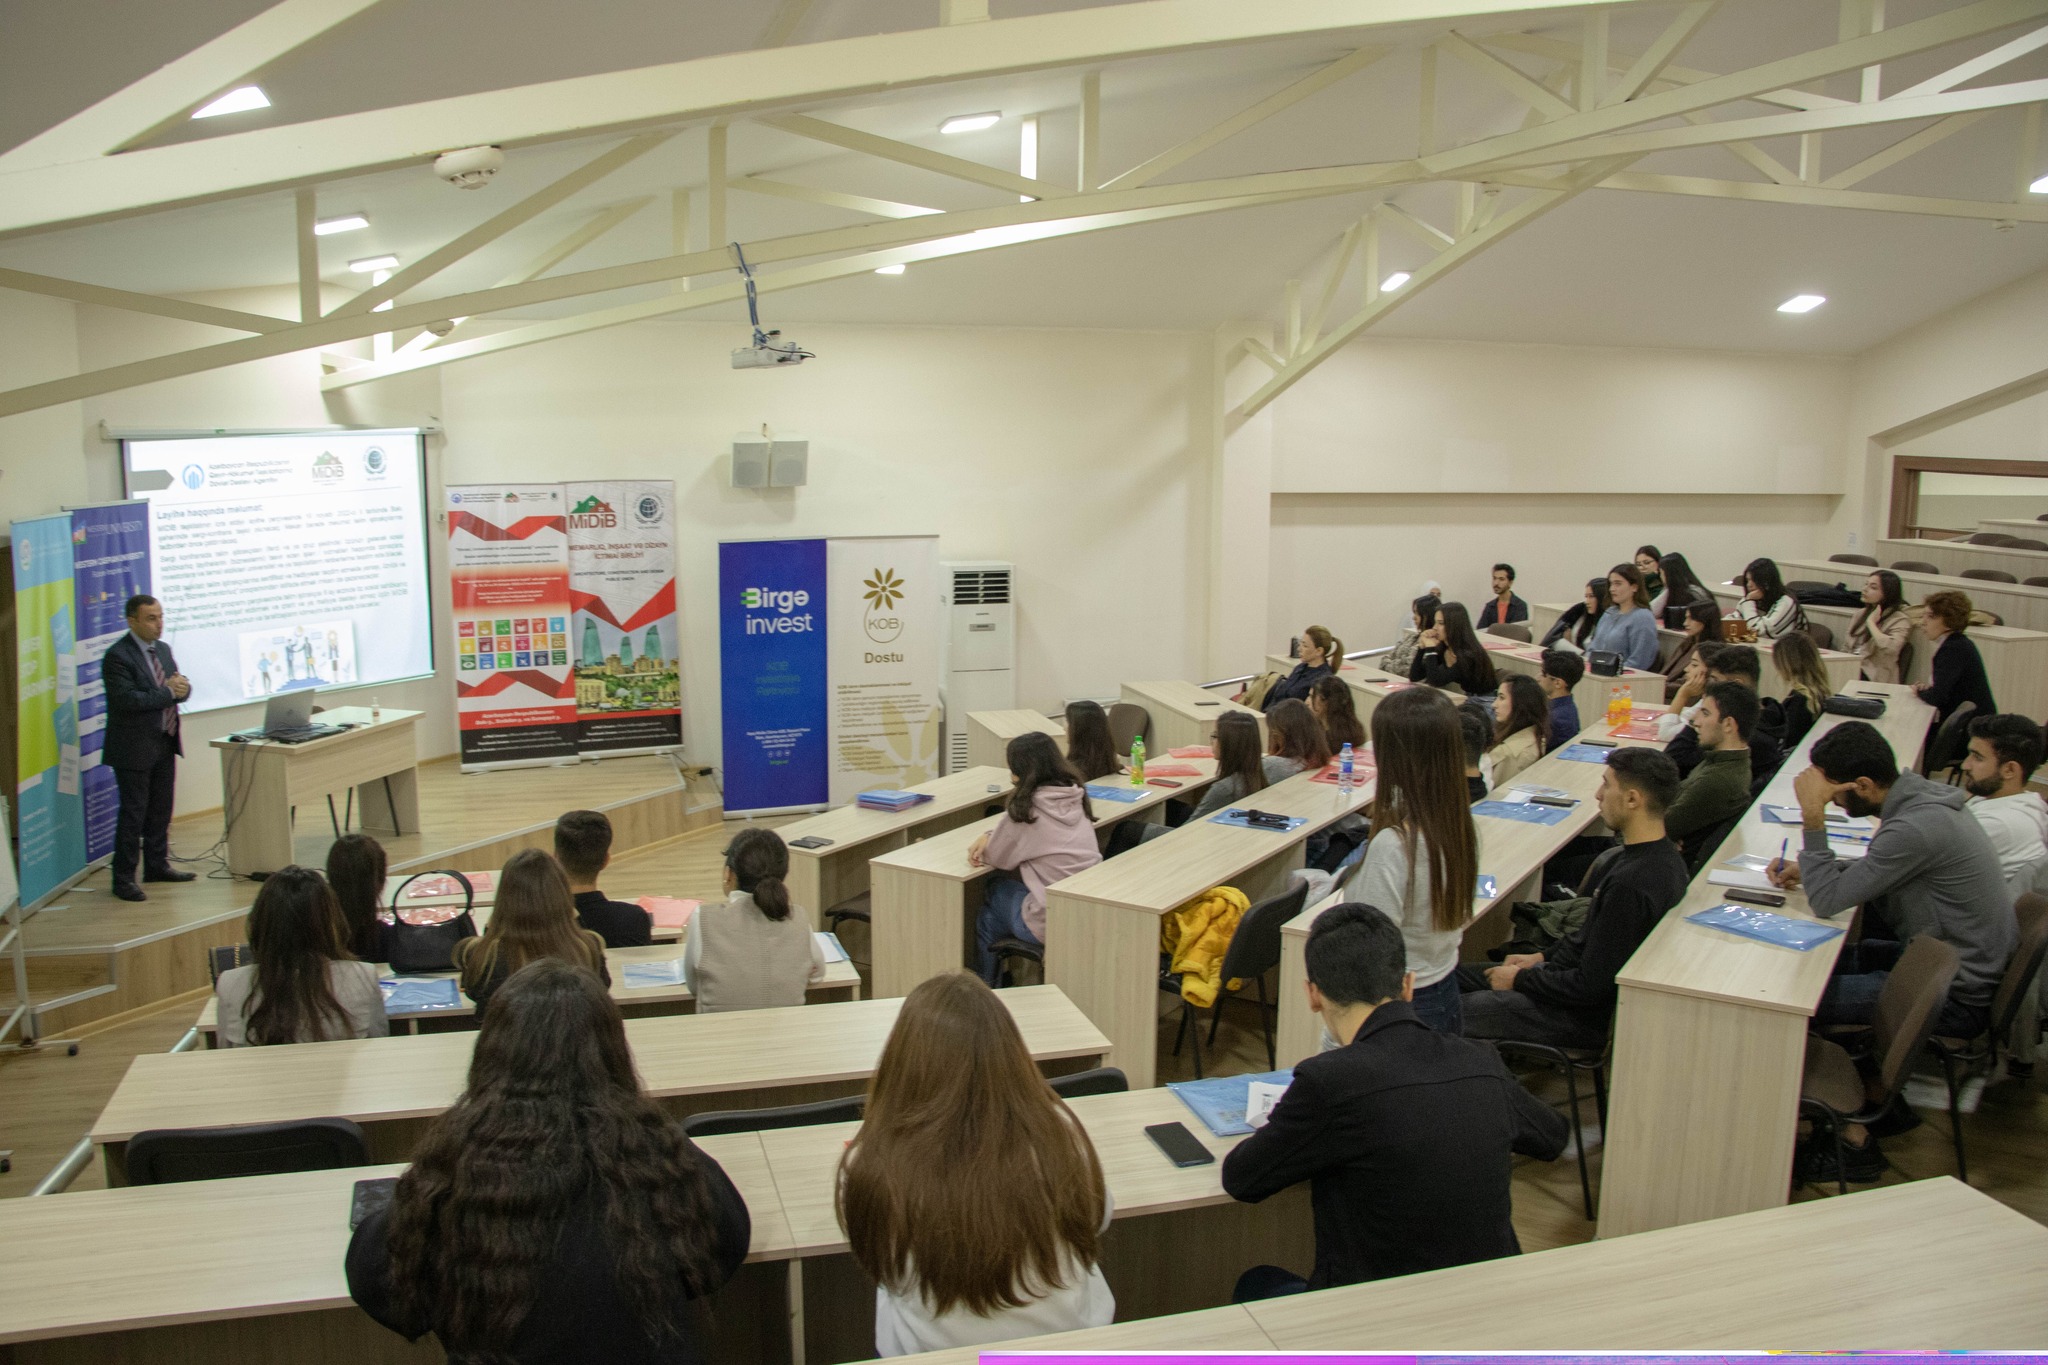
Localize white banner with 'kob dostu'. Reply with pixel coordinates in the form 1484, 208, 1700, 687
825, 536, 941, 805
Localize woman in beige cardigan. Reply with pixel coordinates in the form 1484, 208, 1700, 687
1487, 674, 1550, 789
1847, 570, 1914, 684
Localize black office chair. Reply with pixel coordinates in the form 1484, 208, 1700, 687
989, 936, 1043, 988
1049, 1066, 1128, 1099
1923, 701, 1978, 782
1485, 623, 1533, 644
824, 890, 872, 939
1890, 560, 1941, 574
2009, 538, 2048, 553
207, 943, 255, 987
1495, 1039, 1610, 1220
125, 1117, 370, 1186
682, 1094, 867, 1137
1679, 812, 1742, 877
1968, 533, 2020, 547
1960, 568, 2017, 584
2025, 577, 2048, 589
1159, 882, 1308, 1077
1803, 621, 1835, 651
1926, 893, 2048, 1184
1107, 703, 1151, 755
1828, 552, 1878, 567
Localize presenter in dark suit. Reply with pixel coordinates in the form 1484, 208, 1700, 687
101, 595, 195, 901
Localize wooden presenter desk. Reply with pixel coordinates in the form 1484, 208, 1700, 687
210, 706, 420, 876
778, 766, 1012, 927
962, 708, 1063, 770
865, 761, 1216, 999
92, 986, 1107, 1182
1119, 679, 1263, 751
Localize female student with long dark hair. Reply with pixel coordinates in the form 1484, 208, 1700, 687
1771, 630, 1835, 751
347, 958, 749, 1363
325, 832, 390, 962
1187, 711, 1298, 821
1848, 569, 1913, 683
971, 732, 1100, 984
1487, 674, 1549, 788
686, 827, 825, 1012
1633, 546, 1665, 611
1737, 557, 1806, 641
1409, 602, 1499, 697
1309, 675, 1366, 752
216, 865, 388, 1047
1264, 625, 1343, 711
1540, 578, 1610, 651
453, 848, 609, 1014
1336, 688, 1479, 1033
1662, 602, 1720, 700
1062, 700, 1120, 783
1587, 564, 1659, 670
839, 972, 1113, 1354
1655, 552, 1715, 626
1266, 697, 1333, 773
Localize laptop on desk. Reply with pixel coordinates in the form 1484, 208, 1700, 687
237, 688, 347, 743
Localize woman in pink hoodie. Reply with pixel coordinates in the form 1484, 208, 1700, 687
971, 732, 1102, 985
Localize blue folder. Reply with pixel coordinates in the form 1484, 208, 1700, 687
1209, 809, 1307, 832
1169, 1069, 1294, 1137
1471, 800, 1573, 827
1555, 743, 1617, 764
1085, 783, 1146, 804
379, 978, 463, 1012
1686, 905, 1846, 951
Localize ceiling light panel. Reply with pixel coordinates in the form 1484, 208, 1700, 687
1777, 294, 1826, 313
940, 112, 1001, 134
313, 214, 369, 236
1381, 272, 1411, 291
192, 86, 269, 119
350, 254, 399, 273
874, 264, 906, 275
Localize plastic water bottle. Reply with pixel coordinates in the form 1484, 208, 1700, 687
371, 695, 382, 722
1605, 684, 1626, 726
1130, 735, 1146, 786
1338, 742, 1355, 797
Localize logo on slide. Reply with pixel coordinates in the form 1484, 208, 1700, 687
181, 464, 207, 490
363, 447, 387, 475
633, 494, 663, 527
569, 495, 617, 530
862, 568, 905, 645
311, 452, 344, 482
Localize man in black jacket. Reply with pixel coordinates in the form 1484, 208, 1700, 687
554, 809, 653, 948
1461, 747, 1690, 1048
1221, 904, 1568, 1299
100, 595, 194, 901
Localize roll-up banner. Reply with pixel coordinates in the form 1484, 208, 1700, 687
12, 515, 85, 907
446, 485, 578, 769
566, 481, 682, 756
69, 502, 152, 863
718, 535, 942, 817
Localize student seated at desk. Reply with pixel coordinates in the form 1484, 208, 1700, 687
1587, 563, 1660, 671
1488, 675, 1548, 789
1477, 562, 1527, 628
686, 827, 825, 1013
1265, 625, 1341, 711
1335, 688, 1478, 1034
1633, 545, 1665, 613
347, 959, 750, 1365
1848, 570, 1913, 684
1661, 602, 1719, 701
972, 733, 1102, 985
1960, 714, 2048, 895
1178, 711, 1302, 827
840, 973, 1114, 1354
217, 865, 389, 1047
1310, 675, 1365, 752
1267, 697, 1332, 776
556, 808, 653, 948
1661, 644, 1784, 787
1457, 703, 1492, 802
1771, 631, 1835, 752
1063, 699, 1121, 782
1460, 748, 1688, 1050
1737, 557, 1807, 642
1541, 650, 1583, 749
454, 849, 610, 1015
325, 832, 390, 963
1539, 578, 1608, 652
1654, 551, 1716, 627
1664, 681, 1757, 863
1222, 905, 1568, 1299
1381, 593, 1440, 681
1915, 589, 1997, 734
1410, 601, 1499, 699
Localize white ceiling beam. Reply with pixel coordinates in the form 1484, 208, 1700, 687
497, 198, 652, 286
1418, 45, 1439, 155
0, 0, 1647, 237
1598, 1, 1718, 107
1579, 8, 1609, 110
730, 177, 941, 219
1299, 220, 1362, 354
331, 131, 673, 317
2017, 102, 2044, 201
764, 113, 1068, 200
1103, 45, 1392, 192
1687, 111, 1801, 184
1821, 110, 1993, 188
0, 267, 294, 332
294, 188, 320, 322
757, 0, 813, 48
1438, 32, 1575, 118
1379, 201, 1455, 248
1490, 31, 1843, 111
0, 0, 387, 171
1893, 22, 2048, 99
1239, 337, 1288, 372
1428, 0, 2048, 177
1501, 167, 2048, 221
1078, 71, 1102, 192
941, 0, 990, 22
708, 125, 729, 245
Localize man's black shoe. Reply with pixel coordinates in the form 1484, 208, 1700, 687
1797, 1134, 1888, 1185
143, 868, 197, 883
1863, 1095, 1923, 1139
112, 882, 148, 902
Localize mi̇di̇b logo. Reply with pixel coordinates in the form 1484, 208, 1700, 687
569, 495, 617, 529
862, 568, 904, 644
311, 451, 345, 482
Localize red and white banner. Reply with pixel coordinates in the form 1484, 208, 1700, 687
446, 484, 578, 768
566, 481, 682, 756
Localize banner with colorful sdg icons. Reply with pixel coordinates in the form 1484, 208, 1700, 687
68, 502, 153, 863
446, 485, 578, 769
565, 480, 682, 756
12, 515, 85, 907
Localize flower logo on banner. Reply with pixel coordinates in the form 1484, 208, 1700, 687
862, 568, 905, 646
863, 569, 903, 611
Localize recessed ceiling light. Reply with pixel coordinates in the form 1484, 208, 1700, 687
939, 112, 1001, 135
350, 254, 399, 273
874, 264, 906, 275
192, 86, 269, 119
2030, 172, 2048, 195
1778, 293, 1826, 314
1381, 272, 1411, 291
313, 213, 369, 236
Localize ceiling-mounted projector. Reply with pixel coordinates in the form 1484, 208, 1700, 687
728, 242, 814, 370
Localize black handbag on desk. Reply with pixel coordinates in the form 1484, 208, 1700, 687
384, 870, 477, 974
1822, 694, 1887, 719
1586, 650, 1623, 677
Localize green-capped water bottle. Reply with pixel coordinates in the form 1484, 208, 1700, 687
1130, 734, 1146, 786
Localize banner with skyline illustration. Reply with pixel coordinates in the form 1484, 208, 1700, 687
565, 481, 682, 757
446, 484, 578, 769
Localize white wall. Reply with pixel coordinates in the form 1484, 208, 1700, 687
0, 292, 87, 520
439, 320, 1210, 770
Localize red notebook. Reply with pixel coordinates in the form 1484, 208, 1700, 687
637, 896, 700, 931
1311, 760, 1377, 785
1608, 718, 1663, 741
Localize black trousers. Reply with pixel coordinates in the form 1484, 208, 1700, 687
111, 731, 178, 884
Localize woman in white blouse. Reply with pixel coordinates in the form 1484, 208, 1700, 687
1735, 557, 1807, 641
216, 866, 387, 1047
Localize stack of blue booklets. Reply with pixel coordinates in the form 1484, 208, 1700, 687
1169, 1069, 1294, 1136
857, 789, 933, 813
1686, 905, 1845, 951
1085, 783, 1146, 804
379, 978, 463, 1012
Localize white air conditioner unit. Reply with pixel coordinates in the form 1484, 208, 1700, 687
941, 561, 1015, 774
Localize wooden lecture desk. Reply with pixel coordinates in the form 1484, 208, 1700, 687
865, 760, 1218, 999
962, 708, 1063, 771
1486, 637, 1665, 714
1880, 534, 2048, 587
92, 987, 1108, 1182
1262, 652, 1410, 726
1119, 678, 1263, 752
210, 707, 422, 877
194, 943, 865, 1043
1046, 766, 1372, 1088
1, 1087, 1309, 1365
778, 766, 1012, 928
1597, 681, 1933, 1239
1780, 554, 2048, 633
1977, 515, 2048, 540
1534, 600, 1859, 698
1273, 716, 1665, 1067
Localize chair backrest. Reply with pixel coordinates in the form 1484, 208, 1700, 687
1896, 640, 1914, 682
1106, 702, 1151, 754
1960, 568, 2017, 583
1049, 1066, 1129, 1099
1828, 552, 1879, 567
1890, 560, 1940, 574
682, 1093, 866, 1137
1803, 620, 1834, 651
2025, 577, 2048, 588
2038, 513, 2048, 521
1680, 812, 1743, 877
1989, 893, 2048, 1045
1871, 935, 1961, 1099
1218, 881, 1311, 984
208, 943, 255, 987
125, 1117, 369, 1186
1968, 532, 2018, 547
1923, 701, 1978, 776
1485, 622, 1532, 643
2008, 538, 2048, 553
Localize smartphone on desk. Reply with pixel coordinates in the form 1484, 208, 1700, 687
1145, 1121, 1215, 1168
789, 836, 834, 851
1725, 887, 1787, 908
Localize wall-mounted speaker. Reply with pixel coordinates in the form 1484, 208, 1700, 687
731, 437, 770, 488
769, 440, 808, 487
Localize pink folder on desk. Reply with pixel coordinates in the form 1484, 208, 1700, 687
637, 896, 700, 931
1608, 718, 1664, 741
1140, 763, 1202, 778
400, 870, 495, 900
1168, 746, 1214, 759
